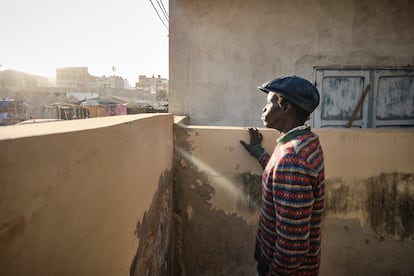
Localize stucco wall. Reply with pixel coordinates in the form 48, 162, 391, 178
0, 114, 174, 276
169, 0, 414, 126
2, 114, 413, 275
173, 120, 414, 275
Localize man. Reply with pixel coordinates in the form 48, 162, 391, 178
240, 76, 325, 275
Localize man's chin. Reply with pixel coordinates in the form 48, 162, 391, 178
262, 120, 277, 129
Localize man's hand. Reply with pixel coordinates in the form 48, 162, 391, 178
240, 127, 263, 155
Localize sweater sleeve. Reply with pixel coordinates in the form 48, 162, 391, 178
268, 154, 315, 275
249, 144, 270, 169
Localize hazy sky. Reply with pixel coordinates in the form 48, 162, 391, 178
0, 0, 169, 84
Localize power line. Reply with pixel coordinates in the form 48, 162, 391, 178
149, 0, 168, 31
156, 0, 169, 21
159, 0, 169, 20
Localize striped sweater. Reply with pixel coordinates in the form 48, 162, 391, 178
251, 125, 325, 276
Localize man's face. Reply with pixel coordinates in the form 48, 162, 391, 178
261, 92, 284, 129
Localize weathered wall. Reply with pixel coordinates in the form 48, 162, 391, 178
0, 114, 174, 276
173, 120, 414, 275
169, 0, 414, 126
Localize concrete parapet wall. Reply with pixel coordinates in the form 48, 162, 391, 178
173, 121, 414, 275
2, 115, 413, 275
0, 114, 174, 276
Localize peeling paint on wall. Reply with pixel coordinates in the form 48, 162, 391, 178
130, 170, 173, 276
237, 173, 261, 213
321, 77, 364, 120
325, 173, 414, 241
172, 125, 257, 276
377, 76, 414, 120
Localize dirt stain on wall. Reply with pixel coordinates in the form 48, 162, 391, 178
366, 173, 414, 241
130, 170, 173, 276
325, 173, 414, 241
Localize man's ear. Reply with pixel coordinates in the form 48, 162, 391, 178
281, 100, 293, 113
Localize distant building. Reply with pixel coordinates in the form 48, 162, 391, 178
56, 67, 126, 89
124, 79, 133, 90
135, 74, 168, 95
96, 75, 125, 89
0, 70, 49, 88
56, 67, 94, 88
66, 92, 99, 101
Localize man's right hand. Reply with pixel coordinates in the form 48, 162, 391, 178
240, 128, 263, 155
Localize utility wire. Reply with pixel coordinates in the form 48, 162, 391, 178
160, 0, 169, 19
149, 0, 169, 31
157, 0, 169, 21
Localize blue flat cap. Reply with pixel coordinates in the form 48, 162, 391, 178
258, 76, 320, 113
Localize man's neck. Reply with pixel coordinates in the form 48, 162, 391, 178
278, 120, 304, 134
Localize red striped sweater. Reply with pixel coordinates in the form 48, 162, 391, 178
251, 126, 325, 275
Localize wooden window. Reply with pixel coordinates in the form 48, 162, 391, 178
312, 67, 414, 128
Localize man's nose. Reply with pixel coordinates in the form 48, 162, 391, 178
262, 106, 267, 112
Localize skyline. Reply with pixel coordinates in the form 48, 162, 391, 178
0, 0, 169, 84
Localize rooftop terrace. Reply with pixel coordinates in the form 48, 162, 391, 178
1, 114, 414, 275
